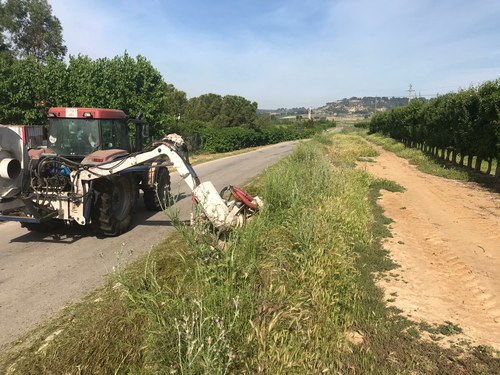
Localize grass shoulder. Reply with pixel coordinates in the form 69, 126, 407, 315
366, 132, 469, 180
189, 145, 264, 165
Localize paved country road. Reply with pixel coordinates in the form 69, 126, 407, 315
0, 141, 298, 347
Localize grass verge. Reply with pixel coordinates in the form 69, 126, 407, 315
1, 133, 498, 374
365, 133, 500, 193
365, 133, 469, 181
188, 146, 263, 165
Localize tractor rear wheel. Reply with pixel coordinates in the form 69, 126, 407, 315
144, 168, 171, 211
92, 176, 136, 236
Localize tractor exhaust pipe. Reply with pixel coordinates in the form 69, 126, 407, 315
0, 125, 27, 199
0, 157, 22, 180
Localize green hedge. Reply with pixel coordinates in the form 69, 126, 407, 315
177, 122, 334, 154
201, 127, 264, 153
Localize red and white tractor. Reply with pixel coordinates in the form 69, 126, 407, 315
0, 107, 261, 236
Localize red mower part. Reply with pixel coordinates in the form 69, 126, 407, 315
221, 185, 258, 210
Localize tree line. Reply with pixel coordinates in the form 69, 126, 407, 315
369, 79, 500, 177
0, 53, 261, 135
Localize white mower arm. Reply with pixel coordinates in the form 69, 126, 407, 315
77, 142, 199, 191
76, 140, 251, 230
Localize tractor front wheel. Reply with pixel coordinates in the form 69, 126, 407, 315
92, 176, 136, 236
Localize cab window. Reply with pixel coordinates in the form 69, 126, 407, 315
101, 120, 130, 151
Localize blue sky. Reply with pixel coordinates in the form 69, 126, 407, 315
50, 0, 500, 109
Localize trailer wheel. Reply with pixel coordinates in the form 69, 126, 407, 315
92, 176, 135, 236
144, 168, 171, 211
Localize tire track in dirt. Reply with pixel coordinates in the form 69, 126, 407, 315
359, 145, 500, 350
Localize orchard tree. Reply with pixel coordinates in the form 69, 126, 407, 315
402, 99, 425, 148
477, 80, 500, 175
0, 0, 66, 62
452, 89, 478, 166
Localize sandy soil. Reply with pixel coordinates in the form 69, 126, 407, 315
360, 146, 500, 350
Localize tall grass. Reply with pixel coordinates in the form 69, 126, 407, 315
246, 140, 373, 372
116, 135, 375, 373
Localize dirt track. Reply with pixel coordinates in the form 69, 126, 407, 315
361, 146, 500, 350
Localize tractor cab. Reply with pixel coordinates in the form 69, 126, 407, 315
47, 108, 131, 160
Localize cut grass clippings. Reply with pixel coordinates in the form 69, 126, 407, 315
1, 133, 499, 374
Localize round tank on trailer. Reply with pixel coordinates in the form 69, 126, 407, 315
0, 125, 27, 199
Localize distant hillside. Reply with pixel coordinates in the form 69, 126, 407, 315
315, 96, 416, 117
259, 97, 419, 119
257, 107, 308, 116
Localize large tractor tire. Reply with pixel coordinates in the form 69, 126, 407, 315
143, 167, 172, 211
92, 176, 136, 236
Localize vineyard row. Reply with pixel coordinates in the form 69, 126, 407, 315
369, 79, 500, 177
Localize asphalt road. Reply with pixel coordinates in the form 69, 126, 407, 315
0, 141, 297, 347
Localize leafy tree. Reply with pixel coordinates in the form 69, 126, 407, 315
38, 55, 66, 106
181, 93, 258, 128
0, 55, 14, 119
0, 0, 66, 62
184, 93, 223, 123
0, 24, 11, 58
0, 53, 170, 133
0, 56, 47, 124
66, 53, 168, 135
213, 95, 257, 129
477, 80, 500, 175
164, 85, 187, 119
255, 113, 275, 129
